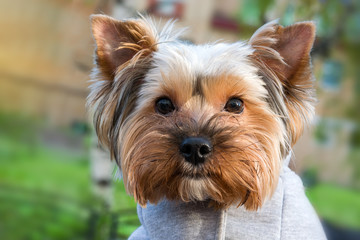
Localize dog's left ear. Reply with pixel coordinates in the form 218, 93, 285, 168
249, 21, 316, 145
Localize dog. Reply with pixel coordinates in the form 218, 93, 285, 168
89, 14, 326, 240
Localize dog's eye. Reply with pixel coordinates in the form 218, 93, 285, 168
225, 98, 244, 113
155, 98, 175, 115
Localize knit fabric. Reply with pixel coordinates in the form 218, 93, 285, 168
129, 156, 326, 240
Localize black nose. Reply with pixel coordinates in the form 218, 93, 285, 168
179, 137, 212, 165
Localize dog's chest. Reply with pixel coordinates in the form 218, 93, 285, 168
129, 166, 326, 240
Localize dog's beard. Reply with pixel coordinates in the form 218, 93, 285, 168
119, 112, 282, 210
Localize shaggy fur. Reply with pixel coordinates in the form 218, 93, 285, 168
88, 14, 316, 210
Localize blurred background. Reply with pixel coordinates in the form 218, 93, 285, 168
0, 0, 359, 239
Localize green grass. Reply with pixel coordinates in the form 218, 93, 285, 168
0, 146, 91, 201
0, 138, 91, 239
0, 113, 139, 239
306, 183, 360, 230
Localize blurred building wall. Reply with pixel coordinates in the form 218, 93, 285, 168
0, 0, 96, 126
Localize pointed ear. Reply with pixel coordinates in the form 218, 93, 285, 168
273, 22, 315, 79
250, 21, 316, 145
250, 20, 315, 81
91, 14, 157, 79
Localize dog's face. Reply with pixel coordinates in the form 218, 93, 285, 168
89, 15, 316, 210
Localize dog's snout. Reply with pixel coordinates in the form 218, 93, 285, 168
180, 137, 212, 165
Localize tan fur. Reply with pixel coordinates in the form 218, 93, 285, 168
119, 74, 283, 210
249, 21, 316, 145
88, 16, 316, 210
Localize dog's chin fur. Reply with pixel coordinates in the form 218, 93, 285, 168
88, 15, 316, 210
120, 110, 283, 210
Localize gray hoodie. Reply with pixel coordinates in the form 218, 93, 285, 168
129, 156, 326, 240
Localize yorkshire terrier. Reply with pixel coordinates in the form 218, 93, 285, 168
89, 14, 326, 239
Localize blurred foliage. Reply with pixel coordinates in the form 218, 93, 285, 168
302, 168, 319, 188
314, 119, 329, 144
236, 0, 273, 26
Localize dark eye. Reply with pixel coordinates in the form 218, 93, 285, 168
155, 98, 175, 115
225, 98, 244, 113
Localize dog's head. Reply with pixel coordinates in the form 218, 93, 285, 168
89, 15, 316, 210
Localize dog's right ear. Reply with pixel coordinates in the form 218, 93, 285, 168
91, 14, 157, 80
249, 21, 316, 146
